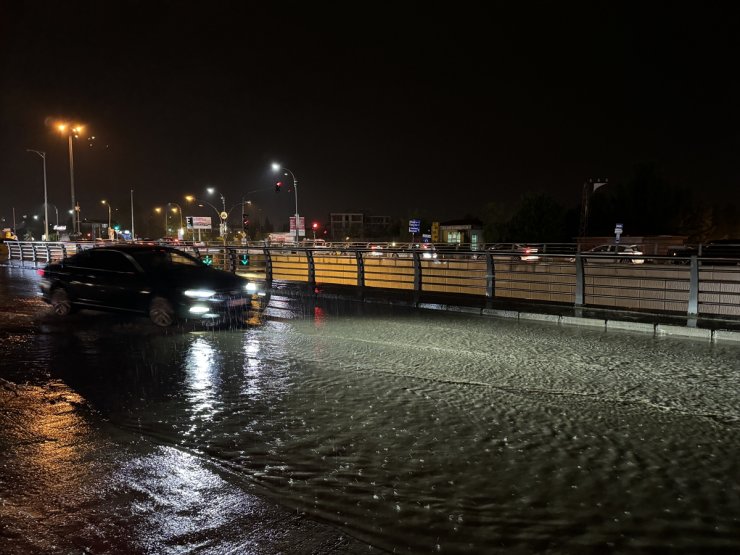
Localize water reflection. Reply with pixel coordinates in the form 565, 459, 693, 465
184, 336, 220, 419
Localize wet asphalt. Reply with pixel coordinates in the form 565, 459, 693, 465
0, 267, 368, 554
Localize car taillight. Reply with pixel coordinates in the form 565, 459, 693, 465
36, 268, 45, 277
523, 248, 531, 254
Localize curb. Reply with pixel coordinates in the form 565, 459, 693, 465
415, 303, 740, 345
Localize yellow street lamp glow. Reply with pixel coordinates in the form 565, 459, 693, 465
185, 195, 195, 202
154, 207, 162, 214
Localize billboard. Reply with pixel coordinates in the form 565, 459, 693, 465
186, 216, 212, 230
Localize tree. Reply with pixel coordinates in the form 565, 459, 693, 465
505, 193, 569, 242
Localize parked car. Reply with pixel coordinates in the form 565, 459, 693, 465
577, 244, 645, 264
38, 245, 262, 327
488, 243, 540, 262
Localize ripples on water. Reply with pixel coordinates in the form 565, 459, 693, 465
20, 298, 740, 552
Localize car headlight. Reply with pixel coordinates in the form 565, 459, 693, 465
184, 289, 216, 299
245, 282, 258, 293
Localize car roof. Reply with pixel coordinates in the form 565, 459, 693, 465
82, 244, 186, 254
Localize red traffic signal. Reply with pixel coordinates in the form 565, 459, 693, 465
312, 222, 318, 230
275, 181, 283, 192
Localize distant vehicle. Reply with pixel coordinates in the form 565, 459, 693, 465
367, 243, 385, 256
488, 243, 540, 262
577, 244, 645, 264
38, 245, 262, 327
668, 240, 740, 265
384, 243, 438, 259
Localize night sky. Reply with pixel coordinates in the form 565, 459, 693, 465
1, 1, 738, 233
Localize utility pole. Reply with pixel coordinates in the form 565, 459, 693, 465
578, 178, 608, 238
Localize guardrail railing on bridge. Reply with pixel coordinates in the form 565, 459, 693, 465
4, 240, 740, 321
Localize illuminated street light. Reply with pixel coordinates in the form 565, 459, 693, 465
166, 202, 184, 238
206, 187, 228, 237
26, 149, 49, 241
100, 200, 111, 230
57, 122, 84, 235
271, 162, 300, 242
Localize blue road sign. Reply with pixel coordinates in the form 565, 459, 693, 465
409, 219, 421, 233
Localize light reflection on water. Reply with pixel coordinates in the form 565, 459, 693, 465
17, 296, 740, 552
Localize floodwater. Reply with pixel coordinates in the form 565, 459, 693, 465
1, 267, 739, 554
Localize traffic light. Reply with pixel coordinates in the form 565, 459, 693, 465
242, 213, 250, 230
275, 180, 283, 192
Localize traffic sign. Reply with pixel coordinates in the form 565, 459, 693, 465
409, 219, 421, 233
202, 255, 213, 266
240, 254, 250, 266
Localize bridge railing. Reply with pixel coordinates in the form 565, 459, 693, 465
4, 241, 740, 320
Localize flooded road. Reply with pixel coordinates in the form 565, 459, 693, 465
1, 267, 739, 553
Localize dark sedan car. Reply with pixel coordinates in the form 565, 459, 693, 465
38, 245, 262, 327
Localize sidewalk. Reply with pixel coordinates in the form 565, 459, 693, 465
270, 281, 740, 341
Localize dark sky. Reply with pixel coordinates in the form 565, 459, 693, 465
1, 1, 738, 232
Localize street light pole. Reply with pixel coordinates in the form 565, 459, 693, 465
207, 187, 227, 238
167, 202, 184, 238
26, 149, 49, 241
130, 189, 135, 240
101, 200, 112, 235
58, 123, 83, 235
272, 163, 299, 243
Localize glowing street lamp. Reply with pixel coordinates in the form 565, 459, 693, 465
101, 199, 112, 231
271, 162, 299, 242
57, 122, 84, 235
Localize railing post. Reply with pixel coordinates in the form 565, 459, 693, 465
575, 253, 585, 307
687, 255, 699, 316
61, 243, 68, 259
413, 251, 422, 304
355, 250, 365, 291
45, 244, 51, 264
307, 249, 316, 288
227, 247, 237, 273
486, 252, 495, 299
31, 243, 38, 265
264, 247, 273, 284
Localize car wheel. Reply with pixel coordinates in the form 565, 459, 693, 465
50, 287, 74, 316
149, 296, 175, 327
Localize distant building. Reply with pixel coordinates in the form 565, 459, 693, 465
329, 212, 391, 240
439, 218, 484, 247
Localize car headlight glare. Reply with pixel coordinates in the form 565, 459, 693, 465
245, 282, 258, 293
184, 289, 216, 299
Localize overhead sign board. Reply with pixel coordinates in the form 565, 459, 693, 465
409, 219, 421, 233
186, 216, 212, 230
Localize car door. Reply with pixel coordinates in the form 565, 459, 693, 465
82, 250, 143, 310
588, 245, 615, 263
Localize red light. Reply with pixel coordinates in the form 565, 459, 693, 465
36, 269, 45, 277
312, 222, 318, 229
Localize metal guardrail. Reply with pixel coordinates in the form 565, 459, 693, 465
4, 240, 740, 320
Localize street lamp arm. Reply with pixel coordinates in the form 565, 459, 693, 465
187, 197, 221, 218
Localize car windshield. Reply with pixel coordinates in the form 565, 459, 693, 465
129, 249, 201, 271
